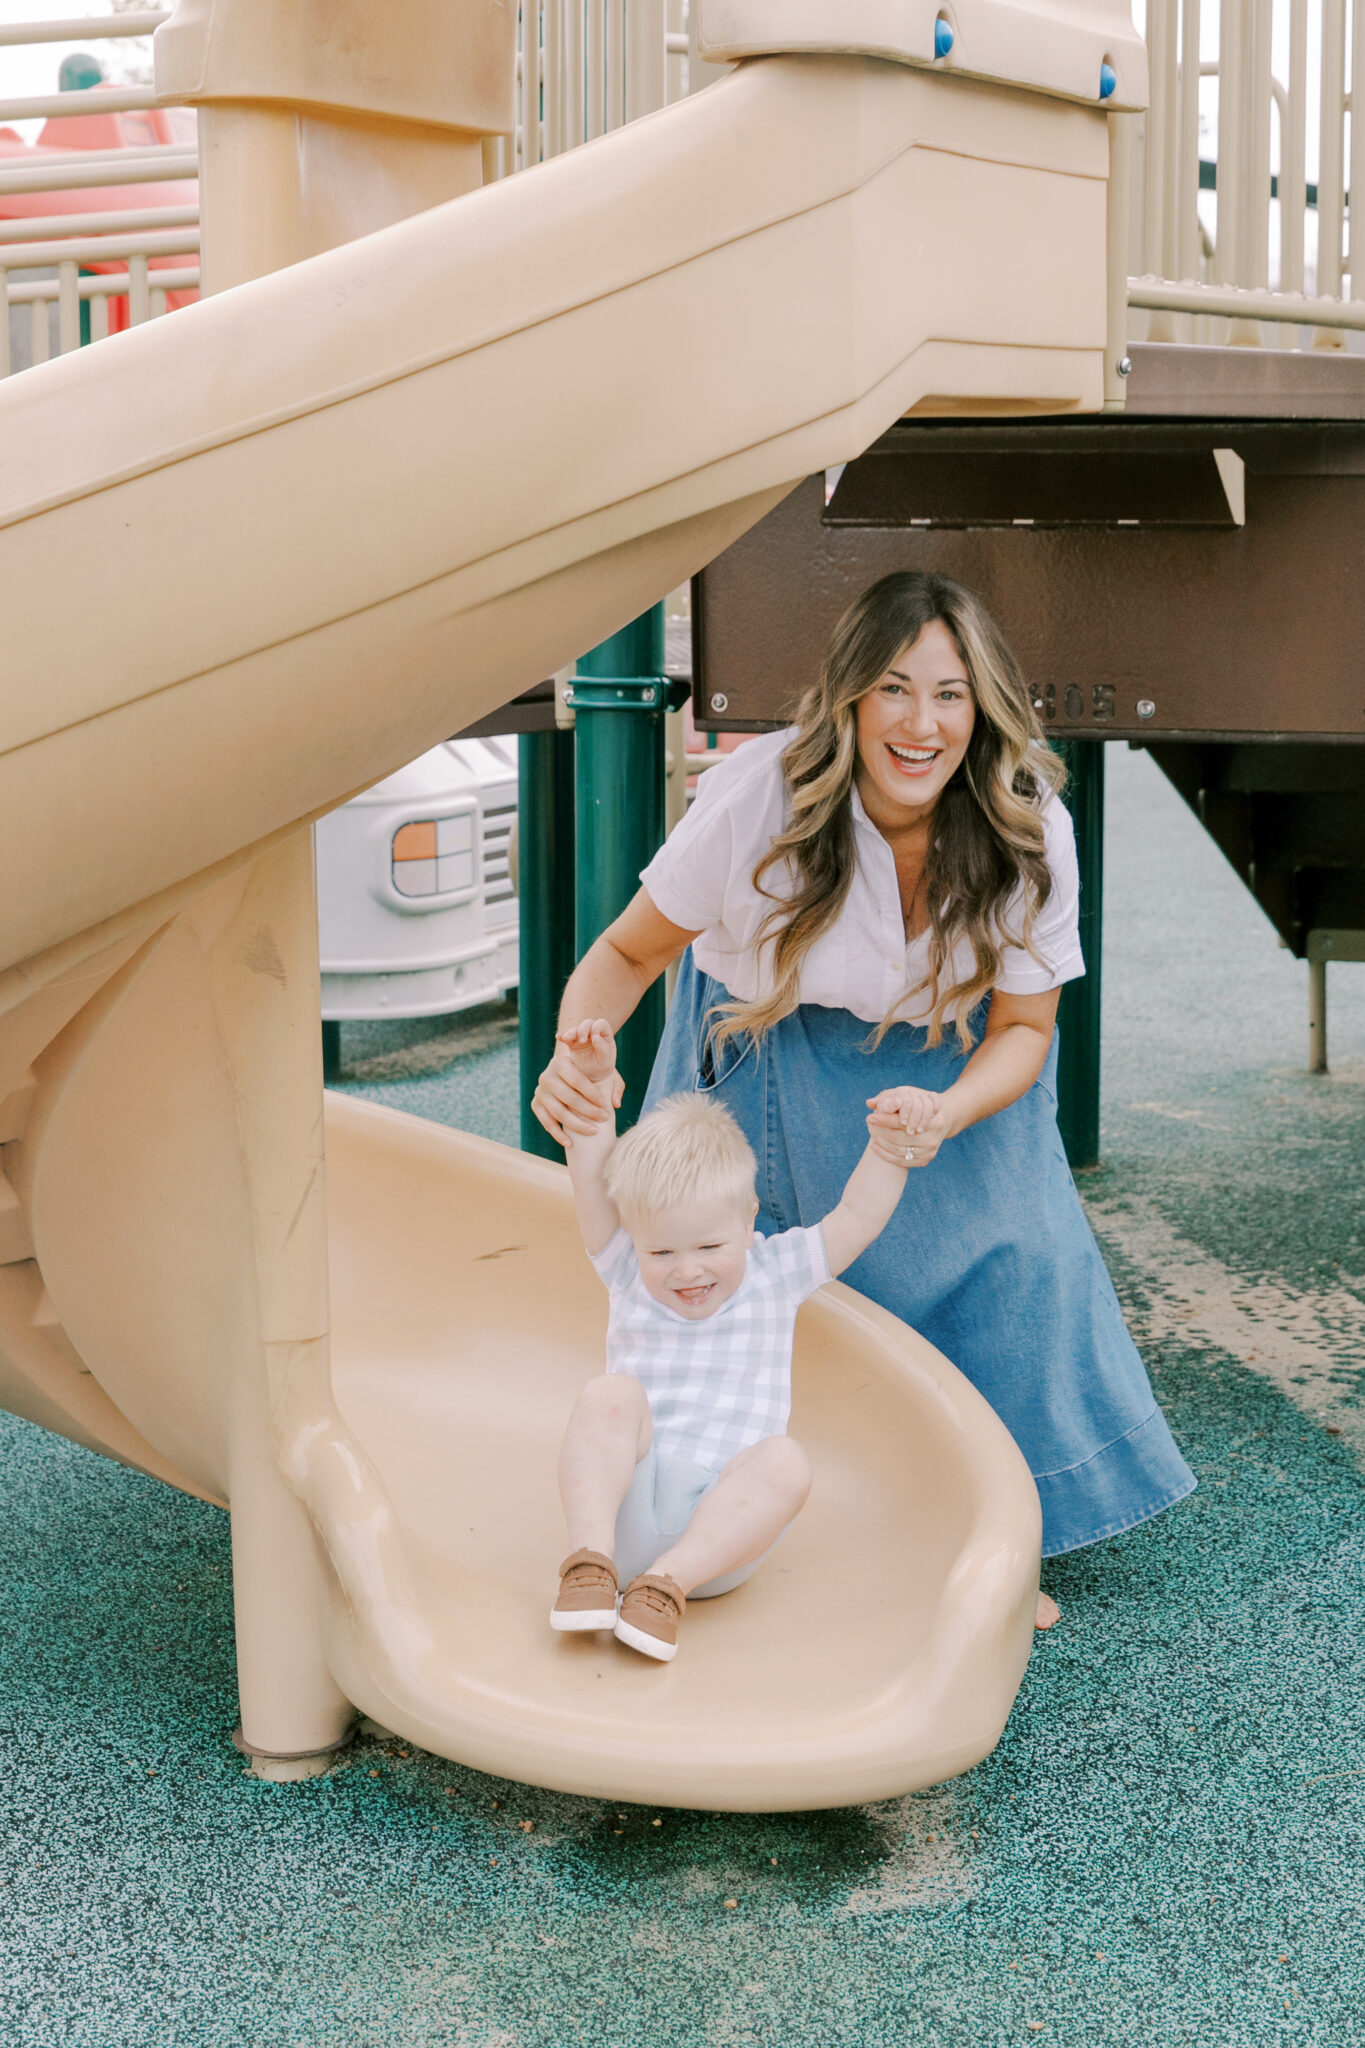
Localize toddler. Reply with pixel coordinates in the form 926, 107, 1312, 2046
550, 1017, 924, 1662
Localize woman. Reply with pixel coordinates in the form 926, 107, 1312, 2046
534, 571, 1194, 1626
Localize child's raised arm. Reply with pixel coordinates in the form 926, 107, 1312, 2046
819, 1125, 912, 1278
557, 1019, 621, 1255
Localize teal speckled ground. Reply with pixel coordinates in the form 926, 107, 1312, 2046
3, 746, 1364, 2047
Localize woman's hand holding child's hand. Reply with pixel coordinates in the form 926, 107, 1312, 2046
532, 1020, 624, 1145
865, 1084, 952, 1169
558, 1018, 617, 1083
545, 1019, 622, 1148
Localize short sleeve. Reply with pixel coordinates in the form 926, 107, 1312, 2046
638, 758, 736, 933
588, 1227, 637, 1291
754, 1223, 831, 1304
993, 792, 1085, 995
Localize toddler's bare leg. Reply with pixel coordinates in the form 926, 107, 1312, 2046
649, 1435, 811, 1596
559, 1374, 652, 1556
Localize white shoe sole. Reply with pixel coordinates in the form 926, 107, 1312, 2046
550, 1607, 618, 1632
614, 1617, 678, 1662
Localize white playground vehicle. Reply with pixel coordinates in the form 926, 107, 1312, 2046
316, 738, 519, 1023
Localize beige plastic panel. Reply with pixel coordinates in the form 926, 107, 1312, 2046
695, 0, 1148, 110
154, 0, 517, 134
0, 55, 1108, 978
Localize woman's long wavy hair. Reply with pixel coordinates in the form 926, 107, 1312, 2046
711, 570, 1064, 1054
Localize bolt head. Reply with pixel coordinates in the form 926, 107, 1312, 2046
1136, 698, 1156, 720
1117, 355, 1133, 377
711, 693, 729, 714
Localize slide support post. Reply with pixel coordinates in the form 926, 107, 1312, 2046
518, 730, 578, 1158
569, 606, 680, 1130
1054, 739, 1105, 1171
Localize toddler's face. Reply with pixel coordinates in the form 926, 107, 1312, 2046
628, 1198, 758, 1320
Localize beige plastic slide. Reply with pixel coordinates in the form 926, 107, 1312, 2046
0, 0, 1141, 1806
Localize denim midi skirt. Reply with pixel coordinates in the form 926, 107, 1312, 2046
645, 951, 1196, 1559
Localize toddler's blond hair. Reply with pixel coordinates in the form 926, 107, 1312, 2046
605, 1093, 757, 1228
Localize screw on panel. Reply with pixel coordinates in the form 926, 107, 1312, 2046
1117, 355, 1133, 376
1136, 699, 1156, 720
711, 693, 729, 714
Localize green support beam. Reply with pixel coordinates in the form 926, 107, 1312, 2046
517, 728, 578, 1159
1054, 739, 1105, 1171
568, 606, 675, 1132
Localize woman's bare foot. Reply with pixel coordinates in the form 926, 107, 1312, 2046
1035, 1592, 1061, 1630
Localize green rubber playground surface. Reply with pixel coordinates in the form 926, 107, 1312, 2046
3, 745, 1364, 2046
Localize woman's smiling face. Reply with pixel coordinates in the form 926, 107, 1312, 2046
853, 619, 976, 827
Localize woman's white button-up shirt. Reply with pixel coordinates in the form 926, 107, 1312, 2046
640, 728, 1084, 1026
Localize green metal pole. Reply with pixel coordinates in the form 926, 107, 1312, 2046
518, 728, 577, 1158
1054, 739, 1105, 1171
569, 605, 671, 1132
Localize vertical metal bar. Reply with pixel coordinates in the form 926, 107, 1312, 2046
29, 295, 49, 365
128, 252, 150, 324
545, 0, 563, 156
518, 730, 579, 1158
1214, 0, 1244, 286
1142, 0, 1172, 271
521, 0, 540, 168
1053, 741, 1105, 1172
1350, 0, 1365, 297
1218, 0, 1270, 345
626, 0, 666, 121
514, 17, 524, 169
573, 605, 668, 1130
665, 0, 686, 101
1281, 0, 1308, 296
1244, 0, 1273, 289
0, 270, 9, 379
606, 0, 626, 130
566, 0, 585, 148
586, 0, 605, 138
1177, 0, 1202, 286
1141, 0, 1178, 340
1308, 955, 1327, 1071
89, 288, 109, 342
1316, 0, 1347, 338
57, 258, 80, 353
1104, 113, 1134, 406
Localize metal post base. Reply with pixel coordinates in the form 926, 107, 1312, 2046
231, 1721, 355, 1783
1308, 955, 1327, 1074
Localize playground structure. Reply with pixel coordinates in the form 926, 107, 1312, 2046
0, 0, 1142, 1804
685, 0, 1365, 1161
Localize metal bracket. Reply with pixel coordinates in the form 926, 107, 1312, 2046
564, 676, 689, 713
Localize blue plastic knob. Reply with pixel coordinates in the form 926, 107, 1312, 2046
1099, 61, 1117, 99
934, 17, 954, 59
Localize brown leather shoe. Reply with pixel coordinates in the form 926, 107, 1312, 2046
615, 1573, 686, 1662
550, 1549, 619, 1632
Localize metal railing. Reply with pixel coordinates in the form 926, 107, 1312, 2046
0, 11, 195, 377
510, 0, 687, 173
1128, 0, 1365, 347
0, 4, 695, 377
